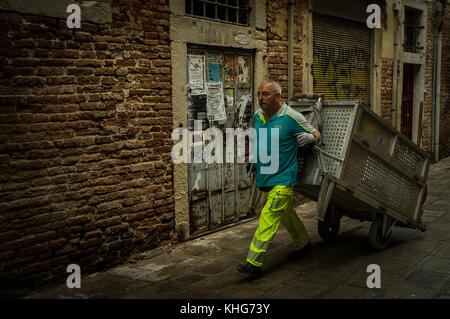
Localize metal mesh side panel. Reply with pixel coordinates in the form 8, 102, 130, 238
320, 105, 354, 178
343, 143, 421, 219
393, 139, 426, 178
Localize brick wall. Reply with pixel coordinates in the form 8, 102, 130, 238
439, 5, 450, 159
0, 0, 174, 296
266, 0, 303, 100
422, 1, 435, 152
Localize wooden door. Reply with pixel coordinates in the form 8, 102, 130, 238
401, 64, 414, 140
186, 48, 255, 236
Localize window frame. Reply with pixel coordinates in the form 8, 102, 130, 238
185, 0, 251, 26
403, 6, 424, 53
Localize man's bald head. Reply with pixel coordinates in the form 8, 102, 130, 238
260, 80, 282, 96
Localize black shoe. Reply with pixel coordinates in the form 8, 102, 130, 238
237, 262, 262, 278
286, 242, 312, 261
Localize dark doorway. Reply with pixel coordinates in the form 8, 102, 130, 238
401, 64, 415, 140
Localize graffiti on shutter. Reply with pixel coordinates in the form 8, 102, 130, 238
313, 14, 371, 104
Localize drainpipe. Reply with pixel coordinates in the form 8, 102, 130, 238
391, 3, 400, 128
435, 28, 442, 159
431, 27, 438, 162
431, 0, 445, 162
288, 0, 294, 100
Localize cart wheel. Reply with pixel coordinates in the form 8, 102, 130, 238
369, 216, 392, 250
317, 208, 341, 242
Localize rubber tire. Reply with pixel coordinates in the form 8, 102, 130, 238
317, 209, 340, 242
369, 216, 392, 251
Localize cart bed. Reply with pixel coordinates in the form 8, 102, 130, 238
293, 101, 430, 230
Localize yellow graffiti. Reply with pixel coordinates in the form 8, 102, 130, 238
313, 53, 369, 103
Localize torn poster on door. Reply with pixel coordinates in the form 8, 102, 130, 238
206, 82, 227, 122
224, 55, 235, 83
237, 90, 252, 126
238, 56, 251, 84
188, 55, 205, 95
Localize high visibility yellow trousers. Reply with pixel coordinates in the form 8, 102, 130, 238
246, 185, 310, 267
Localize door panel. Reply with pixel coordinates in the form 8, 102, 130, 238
401, 64, 414, 140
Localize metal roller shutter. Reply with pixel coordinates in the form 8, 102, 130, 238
313, 14, 371, 104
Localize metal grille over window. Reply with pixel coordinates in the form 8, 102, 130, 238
312, 14, 371, 105
185, 0, 250, 25
404, 6, 423, 53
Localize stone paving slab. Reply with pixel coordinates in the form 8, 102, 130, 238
419, 256, 450, 275
319, 283, 379, 299
405, 269, 449, 290
262, 280, 330, 299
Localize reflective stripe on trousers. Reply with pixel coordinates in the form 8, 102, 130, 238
246, 185, 310, 267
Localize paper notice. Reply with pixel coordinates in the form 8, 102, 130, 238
207, 63, 221, 83
188, 55, 205, 95
206, 82, 227, 122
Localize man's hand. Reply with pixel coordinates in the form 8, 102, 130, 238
296, 132, 316, 147
312, 131, 321, 145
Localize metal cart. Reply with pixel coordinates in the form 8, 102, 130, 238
288, 95, 431, 250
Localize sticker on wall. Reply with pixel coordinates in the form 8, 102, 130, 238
207, 63, 221, 83
188, 54, 206, 95
206, 82, 227, 122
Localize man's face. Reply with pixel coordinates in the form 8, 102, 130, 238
258, 82, 280, 113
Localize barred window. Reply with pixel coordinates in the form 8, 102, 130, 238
404, 6, 424, 53
185, 0, 250, 26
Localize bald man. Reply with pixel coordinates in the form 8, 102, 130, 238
237, 80, 321, 278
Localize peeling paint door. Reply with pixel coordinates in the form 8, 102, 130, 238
187, 48, 255, 236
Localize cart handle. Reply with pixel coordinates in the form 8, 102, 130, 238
292, 93, 325, 100
313, 146, 344, 163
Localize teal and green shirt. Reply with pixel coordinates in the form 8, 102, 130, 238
253, 103, 316, 188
